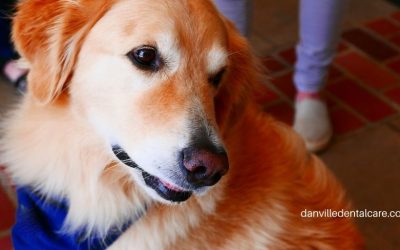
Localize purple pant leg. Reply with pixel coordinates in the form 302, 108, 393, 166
215, 0, 347, 93
294, 0, 347, 92
213, 0, 252, 36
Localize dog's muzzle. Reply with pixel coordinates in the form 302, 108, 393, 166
112, 145, 192, 202
111, 144, 229, 203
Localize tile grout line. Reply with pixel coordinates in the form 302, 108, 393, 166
334, 60, 400, 114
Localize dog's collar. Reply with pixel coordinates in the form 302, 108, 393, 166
12, 186, 145, 250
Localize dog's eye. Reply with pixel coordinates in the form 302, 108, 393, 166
208, 68, 226, 87
127, 46, 160, 71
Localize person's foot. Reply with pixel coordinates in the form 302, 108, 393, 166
2, 59, 28, 94
293, 92, 332, 152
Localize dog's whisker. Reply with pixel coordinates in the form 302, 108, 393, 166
227, 51, 244, 61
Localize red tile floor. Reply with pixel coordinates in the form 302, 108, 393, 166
1, 11, 400, 250
258, 12, 400, 136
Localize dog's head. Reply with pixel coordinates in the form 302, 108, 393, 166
13, 0, 255, 203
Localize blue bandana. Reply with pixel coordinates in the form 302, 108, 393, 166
12, 187, 135, 250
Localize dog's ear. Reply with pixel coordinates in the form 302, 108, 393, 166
214, 20, 259, 132
12, 0, 113, 104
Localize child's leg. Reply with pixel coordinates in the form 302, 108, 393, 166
213, 0, 252, 36
294, 0, 348, 152
294, 0, 347, 93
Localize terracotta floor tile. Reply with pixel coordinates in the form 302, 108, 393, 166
278, 48, 296, 65
390, 35, 400, 48
365, 18, 400, 37
389, 116, 400, 131
0, 187, 15, 232
342, 28, 398, 61
335, 52, 398, 90
327, 78, 396, 122
384, 86, 400, 105
391, 11, 400, 23
264, 102, 294, 125
386, 58, 400, 74
0, 235, 12, 250
330, 108, 365, 135
253, 83, 279, 105
324, 94, 339, 109
271, 72, 296, 100
389, 33, 400, 48
327, 66, 344, 82
260, 56, 286, 74
337, 42, 349, 53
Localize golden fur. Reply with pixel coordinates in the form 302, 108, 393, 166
1, 0, 363, 249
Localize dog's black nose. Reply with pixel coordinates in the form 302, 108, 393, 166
181, 147, 229, 187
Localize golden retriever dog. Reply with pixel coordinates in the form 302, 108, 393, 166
1, 0, 363, 249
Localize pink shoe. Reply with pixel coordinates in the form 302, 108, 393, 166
3, 60, 28, 93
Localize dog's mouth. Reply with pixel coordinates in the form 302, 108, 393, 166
111, 145, 192, 202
